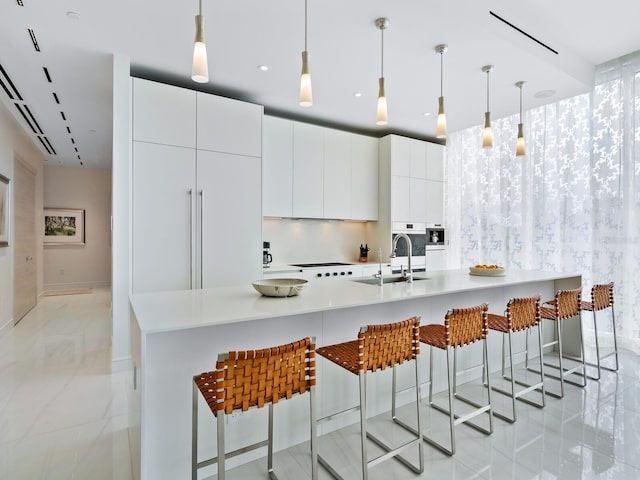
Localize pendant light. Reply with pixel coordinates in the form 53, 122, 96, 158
375, 18, 389, 126
435, 44, 448, 139
191, 0, 209, 83
515, 81, 526, 156
299, 0, 313, 107
481, 65, 494, 148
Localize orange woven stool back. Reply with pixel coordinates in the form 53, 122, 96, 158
507, 295, 541, 332
554, 288, 581, 320
445, 303, 489, 348
591, 282, 614, 311
358, 317, 420, 373
194, 337, 316, 416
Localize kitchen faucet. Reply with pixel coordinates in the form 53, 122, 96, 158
390, 233, 413, 283
374, 248, 384, 286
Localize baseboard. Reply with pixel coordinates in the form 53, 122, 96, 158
43, 280, 111, 291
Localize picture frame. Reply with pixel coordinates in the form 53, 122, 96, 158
44, 208, 85, 246
0, 173, 9, 247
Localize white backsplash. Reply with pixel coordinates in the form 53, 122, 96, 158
263, 218, 370, 265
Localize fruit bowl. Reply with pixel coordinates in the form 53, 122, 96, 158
252, 278, 308, 297
469, 265, 506, 276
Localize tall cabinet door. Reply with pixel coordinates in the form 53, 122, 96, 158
132, 142, 196, 293
197, 150, 262, 288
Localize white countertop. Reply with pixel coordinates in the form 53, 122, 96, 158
130, 269, 579, 335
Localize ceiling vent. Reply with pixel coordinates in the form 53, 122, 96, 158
0, 64, 23, 101
27, 28, 41, 52
43, 66, 52, 82
489, 11, 558, 55
16, 0, 24, 6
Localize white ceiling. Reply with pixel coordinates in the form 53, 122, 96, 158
1, 0, 639, 169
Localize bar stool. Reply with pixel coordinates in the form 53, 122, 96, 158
537, 288, 586, 398
419, 303, 493, 456
486, 295, 545, 423
316, 317, 423, 480
192, 337, 318, 480
581, 282, 619, 380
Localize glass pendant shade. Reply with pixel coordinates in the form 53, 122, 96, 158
482, 112, 493, 148
299, 51, 313, 107
191, 14, 209, 83
376, 77, 388, 125
436, 96, 447, 139
516, 123, 526, 156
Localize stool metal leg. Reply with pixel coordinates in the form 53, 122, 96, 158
217, 411, 226, 480
192, 382, 198, 480
268, 403, 274, 478
359, 372, 368, 480
591, 310, 602, 380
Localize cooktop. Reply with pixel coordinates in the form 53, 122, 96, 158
290, 262, 354, 268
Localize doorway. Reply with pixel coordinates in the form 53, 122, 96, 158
13, 156, 37, 324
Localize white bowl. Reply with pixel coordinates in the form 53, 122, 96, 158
252, 278, 308, 297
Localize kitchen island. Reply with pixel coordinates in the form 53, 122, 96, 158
129, 269, 580, 480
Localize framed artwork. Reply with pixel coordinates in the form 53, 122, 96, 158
0, 173, 9, 247
44, 208, 85, 246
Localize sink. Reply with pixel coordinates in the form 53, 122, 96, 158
352, 275, 429, 286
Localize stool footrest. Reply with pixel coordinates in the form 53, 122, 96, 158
366, 431, 422, 471
316, 405, 360, 426
196, 439, 270, 470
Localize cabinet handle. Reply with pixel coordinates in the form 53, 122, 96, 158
188, 188, 193, 290
199, 189, 203, 289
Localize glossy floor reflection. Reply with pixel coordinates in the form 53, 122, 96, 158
1, 290, 638, 479
0, 288, 131, 480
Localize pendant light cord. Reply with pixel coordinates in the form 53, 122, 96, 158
440, 52, 444, 97
519, 85, 523, 123
486, 70, 490, 112
198, 0, 202, 16
380, 28, 384, 77
304, 0, 308, 51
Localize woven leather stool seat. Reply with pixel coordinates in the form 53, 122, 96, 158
538, 288, 586, 398
419, 303, 493, 456
580, 282, 618, 380
192, 337, 318, 480
316, 317, 424, 479
486, 296, 545, 423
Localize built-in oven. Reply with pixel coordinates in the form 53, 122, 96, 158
426, 223, 445, 250
391, 222, 427, 272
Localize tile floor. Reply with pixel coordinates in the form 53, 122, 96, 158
1, 289, 639, 479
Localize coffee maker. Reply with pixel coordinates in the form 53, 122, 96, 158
263, 241, 273, 267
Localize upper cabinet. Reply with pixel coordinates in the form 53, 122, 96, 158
426, 142, 444, 182
351, 135, 379, 221
263, 116, 293, 217
132, 78, 196, 148
292, 122, 324, 218
263, 116, 378, 221
196, 93, 262, 157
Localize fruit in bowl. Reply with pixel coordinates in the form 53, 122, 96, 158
474, 264, 503, 269
469, 264, 506, 276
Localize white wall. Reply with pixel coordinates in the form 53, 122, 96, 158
111, 54, 131, 366
0, 102, 44, 336
263, 218, 369, 264
43, 166, 111, 290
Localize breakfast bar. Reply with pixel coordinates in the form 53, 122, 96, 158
129, 269, 580, 480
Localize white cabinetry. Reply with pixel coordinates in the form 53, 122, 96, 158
351, 135, 379, 220
264, 116, 378, 220
323, 128, 351, 219
292, 122, 324, 218
196, 92, 262, 157
263, 116, 293, 217
132, 78, 262, 293
132, 142, 195, 293
132, 79, 196, 148
425, 142, 445, 224
372, 134, 446, 263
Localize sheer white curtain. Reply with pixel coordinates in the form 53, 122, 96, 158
446, 51, 640, 351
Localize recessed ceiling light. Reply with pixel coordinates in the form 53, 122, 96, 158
66, 11, 80, 20
353, 92, 362, 97
257, 65, 269, 72
423, 112, 431, 117
534, 89, 556, 99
